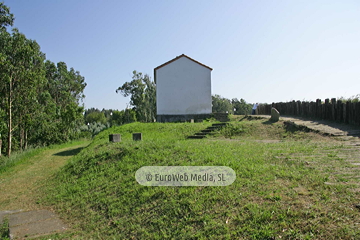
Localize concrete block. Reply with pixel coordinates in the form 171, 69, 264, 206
109, 134, 121, 142
133, 133, 142, 141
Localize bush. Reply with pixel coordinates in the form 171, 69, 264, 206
0, 218, 10, 240
78, 121, 109, 138
220, 123, 244, 138
338, 94, 360, 103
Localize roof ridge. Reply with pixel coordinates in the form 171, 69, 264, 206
154, 54, 212, 71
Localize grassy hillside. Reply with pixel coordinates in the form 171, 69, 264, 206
44, 119, 360, 239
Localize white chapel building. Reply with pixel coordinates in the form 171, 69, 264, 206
154, 54, 212, 122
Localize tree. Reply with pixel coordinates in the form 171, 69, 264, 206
212, 95, 233, 114
232, 98, 252, 115
0, 108, 5, 156
85, 111, 107, 125
110, 110, 124, 126
123, 108, 137, 123
116, 70, 156, 122
0, 28, 45, 155
0, 3, 87, 155
43, 60, 86, 143
0, 2, 14, 31
101, 108, 113, 117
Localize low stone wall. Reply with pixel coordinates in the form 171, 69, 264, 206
157, 114, 212, 123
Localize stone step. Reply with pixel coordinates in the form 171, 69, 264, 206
187, 135, 206, 139
195, 132, 207, 136
187, 123, 229, 139
201, 129, 213, 133
212, 123, 228, 127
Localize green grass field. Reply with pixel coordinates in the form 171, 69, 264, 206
42, 118, 360, 239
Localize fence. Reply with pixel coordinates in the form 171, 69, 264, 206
256, 98, 360, 126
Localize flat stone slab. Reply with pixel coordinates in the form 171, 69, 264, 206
11, 217, 67, 239
8, 210, 57, 227
0, 210, 68, 239
0, 210, 23, 223
254, 140, 282, 143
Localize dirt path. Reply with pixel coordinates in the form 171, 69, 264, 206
256, 115, 360, 140
0, 142, 89, 239
0, 142, 89, 211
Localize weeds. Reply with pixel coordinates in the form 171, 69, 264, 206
0, 218, 10, 240
0, 147, 43, 173
218, 123, 245, 138
338, 94, 360, 103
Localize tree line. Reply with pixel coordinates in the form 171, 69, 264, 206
77, 108, 137, 138
0, 3, 86, 156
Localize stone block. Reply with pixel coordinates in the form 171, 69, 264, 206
133, 133, 142, 141
190, 119, 194, 123
109, 134, 121, 142
270, 108, 280, 122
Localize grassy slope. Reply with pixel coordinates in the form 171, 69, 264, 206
44, 120, 360, 239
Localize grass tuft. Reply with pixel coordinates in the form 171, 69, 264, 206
0, 147, 44, 174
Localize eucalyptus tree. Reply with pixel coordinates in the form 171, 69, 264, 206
0, 2, 14, 31
15, 36, 46, 150
0, 3, 87, 155
0, 2, 14, 155
43, 60, 87, 143
116, 70, 156, 122
0, 28, 46, 155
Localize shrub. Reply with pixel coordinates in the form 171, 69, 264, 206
220, 123, 244, 138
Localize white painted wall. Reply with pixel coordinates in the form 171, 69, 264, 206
156, 56, 212, 115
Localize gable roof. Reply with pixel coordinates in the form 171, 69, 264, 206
154, 54, 213, 71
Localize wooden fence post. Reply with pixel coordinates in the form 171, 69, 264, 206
356, 102, 360, 126
349, 102, 355, 125
337, 100, 343, 122
331, 98, 336, 121
292, 100, 296, 116
310, 101, 314, 117
345, 101, 350, 124
296, 101, 301, 116
315, 99, 321, 118
325, 99, 330, 120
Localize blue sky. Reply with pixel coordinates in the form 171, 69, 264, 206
4, 0, 360, 110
